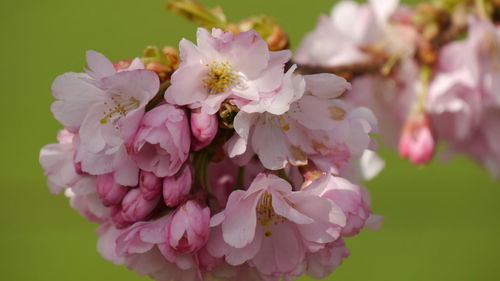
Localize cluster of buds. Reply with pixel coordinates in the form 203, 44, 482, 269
296, 0, 500, 177
39, 5, 384, 280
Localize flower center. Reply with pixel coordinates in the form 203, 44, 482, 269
100, 96, 140, 125
256, 192, 285, 237
203, 60, 238, 95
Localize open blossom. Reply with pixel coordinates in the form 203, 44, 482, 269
133, 104, 190, 178
305, 239, 349, 279
207, 173, 346, 277
165, 28, 290, 114
295, 0, 417, 151
39, 130, 81, 194
308, 174, 370, 236
51, 50, 159, 186
226, 69, 376, 173
295, 0, 399, 67
426, 17, 500, 177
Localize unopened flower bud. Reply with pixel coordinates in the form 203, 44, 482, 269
165, 200, 210, 253
96, 173, 128, 207
110, 206, 132, 229
139, 171, 162, 201
163, 167, 192, 207
399, 113, 436, 165
121, 189, 159, 222
146, 61, 170, 82
112, 59, 133, 71
190, 110, 218, 151
162, 46, 179, 69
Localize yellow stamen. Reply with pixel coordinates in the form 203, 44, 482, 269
202, 61, 238, 95
100, 97, 140, 124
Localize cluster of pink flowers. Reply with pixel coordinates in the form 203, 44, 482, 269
296, 0, 500, 178
40, 27, 383, 281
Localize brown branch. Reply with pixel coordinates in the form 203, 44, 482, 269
293, 57, 387, 80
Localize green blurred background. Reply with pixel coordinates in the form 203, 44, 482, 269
1, 0, 499, 280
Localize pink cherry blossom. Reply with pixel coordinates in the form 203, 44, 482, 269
207, 173, 346, 277
305, 239, 349, 279
165, 28, 290, 114
226, 70, 376, 173
39, 130, 81, 194
98, 219, 201, 281
133, 104, 190, 178
51, 50, 159, 186
309, 174, 370, 236
295, 0, 399, 67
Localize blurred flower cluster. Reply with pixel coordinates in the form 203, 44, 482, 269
296, 0, 500, 177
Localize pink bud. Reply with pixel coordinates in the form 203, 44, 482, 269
163, 167, 192, 207
121, 189, 159, 222
110, 206, 132, 229
139, 171, 162, 201
399, 113, 436, 165
96, 173, 128, 207
165, 201, 210, 253
133, 104, 191, 177
190, 110, 218, 151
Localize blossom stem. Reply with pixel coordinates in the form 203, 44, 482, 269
475, 0, 489, 21
294, 57, 386, 80
276, 169, 291, 184
145, 81, 170, 111
412, 65, 432, 115
235, 166, 245, 189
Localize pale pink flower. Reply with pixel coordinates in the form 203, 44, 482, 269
98, 219, 201, 281
165, 201, 210, 254
190, 110, 218, 151
295, 0, 399, 66
427, 69, 482, 142
305, 239, 349, 279
133, 104, 190, 178
163, 166, 192, 207
446, 109, 500, 179
310, 174, 370, 236
96, 173, 129, 207
39, 130, 80, 194
345, 60, 419, 148
51, 50, 159, 186
165, 28, 290, 114
226, 71, 376, 172
398, 113, 436, 165
207, 173, 346, 277
66, 179, 109, 223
